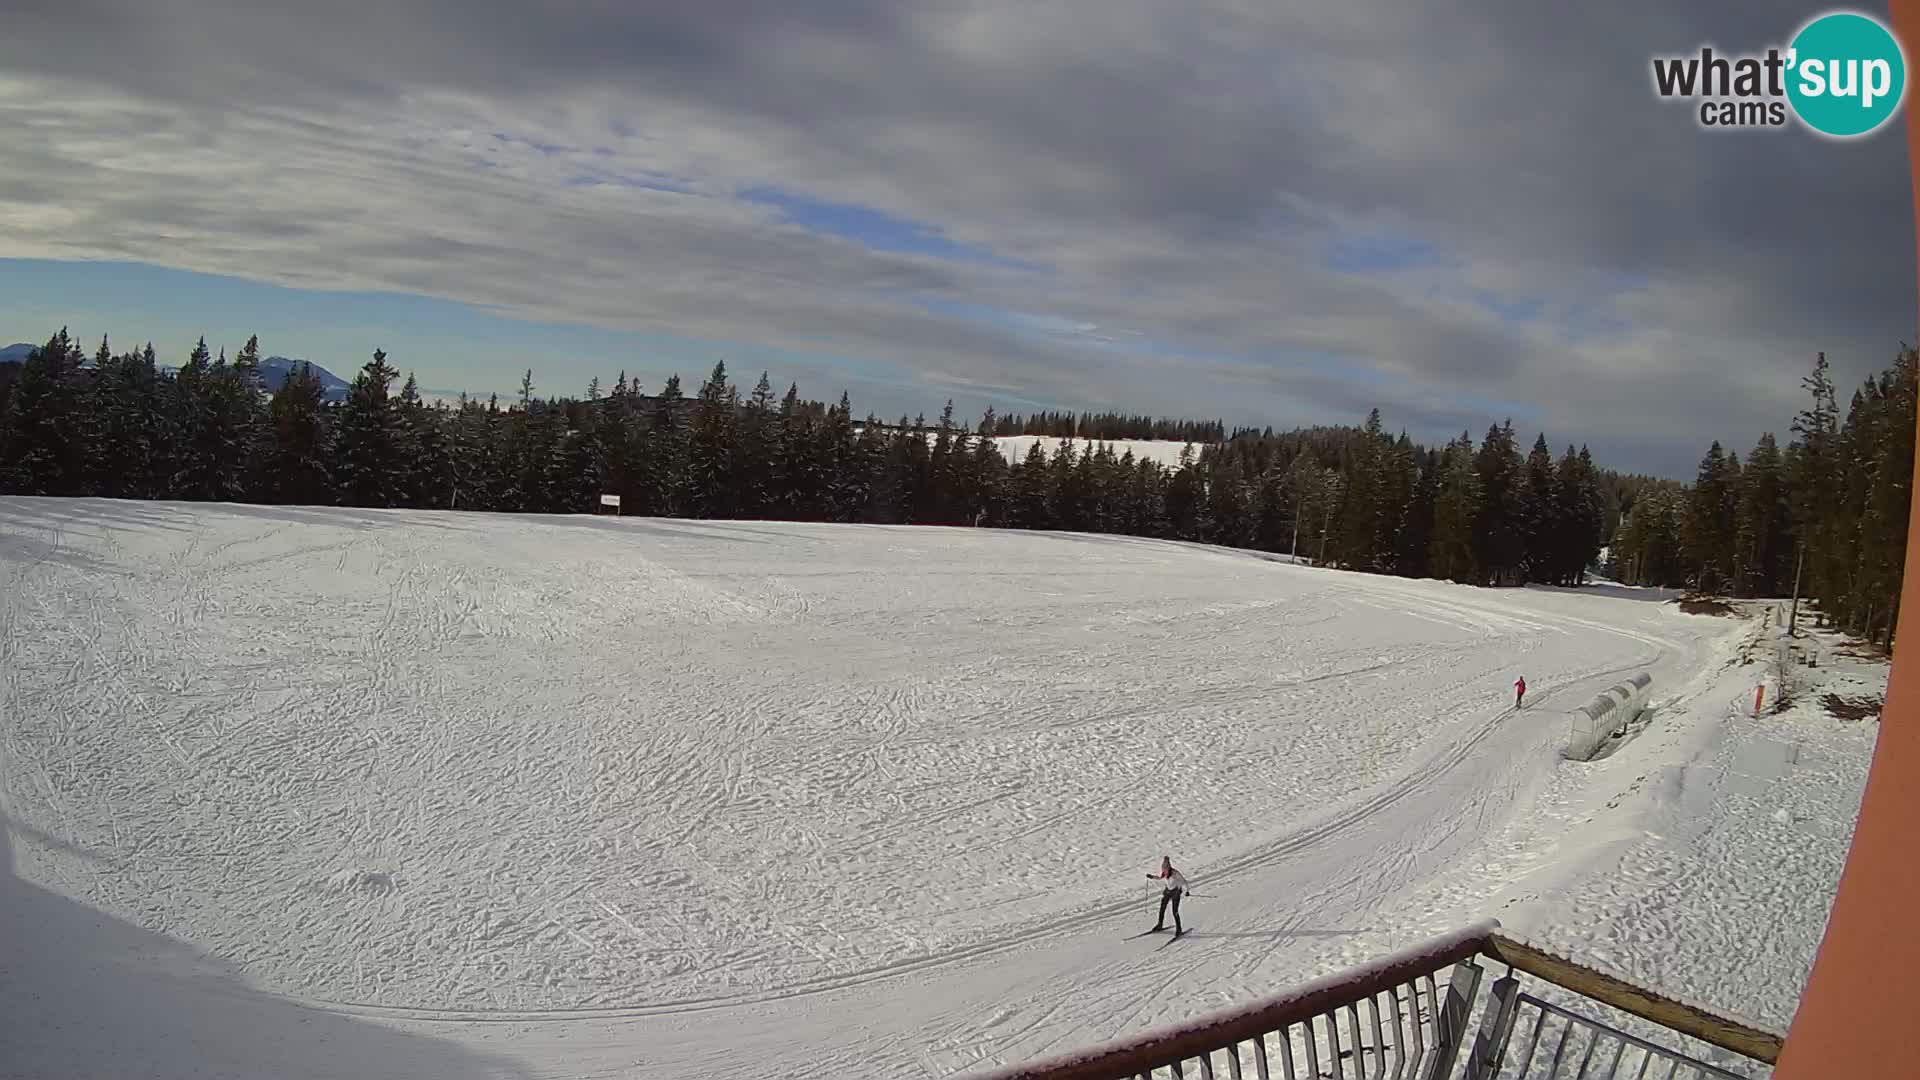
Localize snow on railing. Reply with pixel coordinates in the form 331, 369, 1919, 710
959, 922, 1784, 1080
960, 921, 1495, 1080
1472, 934, 1781, 1077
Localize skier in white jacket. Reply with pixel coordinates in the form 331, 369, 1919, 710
1147, 855, 1190, 936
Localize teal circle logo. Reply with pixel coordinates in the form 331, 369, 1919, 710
1786, 11, 1907, 138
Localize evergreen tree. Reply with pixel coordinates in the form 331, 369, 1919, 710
498, 370, 550, 512
448, 395, 502, 511
1048, 437, 1083, 531
1432, 432, 1482, 583
929, 400, 962, 525
334, 349, 405, 507
171, 336, 261, 502
1471, 421, 1524, 585
687, 361, 738, 518
771, 382, 814, 519
1205, 455, 1254, 548
1252, 467, 1291, 553
1166, 448, 1210, 541
1789, 351, 1843, 619
402, 374, 461, 509
1397, 448, 1440, 578
1287, 455, 1340, 562
2, 318, 1907, 637
602, 376, 641, 514
0, 329, 87, 494
734, 372, 778, 518
264, 361, 334, 505
1519, 433, 1558, 583
1856, 347, 1916, 643
1734, 433, 1791, 596
1549, 445, 1604, 586
641, 374, 690, 516
819, 392, 861, 521
88, 339, 169, 498
965, 411, 1005, 526
1374, 433, 1419, 571
1335, 409, 1388, 569
1012, 440, 1053, 529
1683, 441, 1740, 593
853, 415, 895, 523
233, 334, 264, 393
545, 384, 607, 514
1614, 485, 1688, 588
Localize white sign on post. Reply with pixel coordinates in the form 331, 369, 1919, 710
600, 494, 622, 508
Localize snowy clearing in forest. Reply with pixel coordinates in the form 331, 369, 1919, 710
854, 430, 1205, 470
986, 436, 1202, 468
0, 498, 1876, 1079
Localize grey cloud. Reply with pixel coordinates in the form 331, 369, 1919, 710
0, 0, 1911, 478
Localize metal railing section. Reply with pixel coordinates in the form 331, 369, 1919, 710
1463, 982, 1762, 1080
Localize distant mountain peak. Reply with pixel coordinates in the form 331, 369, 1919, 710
257, 356, 352, 401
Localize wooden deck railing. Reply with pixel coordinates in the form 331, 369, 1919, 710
959, 920, 1784, 1080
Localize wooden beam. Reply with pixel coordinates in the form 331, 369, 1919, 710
1773, 10, 1920, 1075
1482, 934, 1784, 1064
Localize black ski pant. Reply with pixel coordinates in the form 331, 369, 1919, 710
1155, 888, 1184, 933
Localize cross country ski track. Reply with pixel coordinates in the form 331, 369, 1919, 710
191, 587, 1681, 1026
0, 499, 1740, 1078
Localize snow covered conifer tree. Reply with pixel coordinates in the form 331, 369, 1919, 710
334, 349, 404, 507
264, 361, 333, 506
687, 361, 738, 518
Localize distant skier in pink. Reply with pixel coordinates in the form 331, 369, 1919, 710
1147, 855, 1190, 937
1514, 675, 1527, 710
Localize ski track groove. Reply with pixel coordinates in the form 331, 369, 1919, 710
0, 500, 1713, 1034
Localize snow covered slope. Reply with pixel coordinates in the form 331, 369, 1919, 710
887, 433, 1206, 468
0, 498, 1869, 1079
988, 436, 1202, 468
1494, 613, 1883, 1036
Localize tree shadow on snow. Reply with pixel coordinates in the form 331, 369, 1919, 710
0, 496, 485, 538
2, 496, 207, 538
1022, 530, 1318, 567
1179, 929, 1368, 941
0, 529, 114, 576
194, 500, 481, 534
0, 804, 534, 1080
1526, 582, 1681, 604
516, 512, 771, 545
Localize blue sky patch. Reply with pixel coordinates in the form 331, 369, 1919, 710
1324, 227, 1449, 274
0, 259, 1012, 414
1475, 291, 1546, 323
741, 186, 1044, 271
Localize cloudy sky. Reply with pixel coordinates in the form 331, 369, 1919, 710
2, 1, 1912, 477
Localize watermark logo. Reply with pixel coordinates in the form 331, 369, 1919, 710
1650, 9, 1907, 138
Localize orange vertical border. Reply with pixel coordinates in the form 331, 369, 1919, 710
1772, 4, 1920, 1073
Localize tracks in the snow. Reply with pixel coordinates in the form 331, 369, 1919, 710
0, 503, 1698, 1030
276, 632, 1672, 1026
